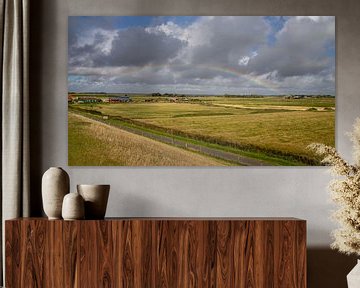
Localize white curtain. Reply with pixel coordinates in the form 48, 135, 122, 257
0, 0, 30, 284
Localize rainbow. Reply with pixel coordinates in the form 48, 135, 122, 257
116, 63, 282, 94
197, 64, 281, 94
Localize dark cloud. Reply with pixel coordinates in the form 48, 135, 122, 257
93, 28, 185, 67
170, 65, 235, 81
112, 68, 177, 85
69, 27, 186, 69
246, 17, 335, 78
186, 16, 269, 68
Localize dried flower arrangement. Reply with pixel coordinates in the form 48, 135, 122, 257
308, 118, 360, 256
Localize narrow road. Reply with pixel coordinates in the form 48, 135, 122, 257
73, 112, 268, 166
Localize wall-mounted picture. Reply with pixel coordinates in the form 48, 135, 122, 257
68, 16, 335, 166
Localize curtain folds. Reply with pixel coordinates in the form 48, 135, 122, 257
0, 0, 30, 284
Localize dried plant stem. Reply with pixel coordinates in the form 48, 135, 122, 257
308, 118, 360, 256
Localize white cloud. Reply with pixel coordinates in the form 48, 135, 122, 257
75, 28, 117, 54
238, 51, 258, 66
145, 21, 190, 42
238, 56, 250, 66
295, 16, 334, 23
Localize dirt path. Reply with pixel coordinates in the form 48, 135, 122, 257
72, 112, 269, 166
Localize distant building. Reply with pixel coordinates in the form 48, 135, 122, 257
68, 94, 75, 103
77, 97, 102, 103
284, 95, 306, 99
109, 96, 132, 103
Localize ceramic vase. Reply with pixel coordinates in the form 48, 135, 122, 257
62, 192, 85, 220
347, 259, 360, 288
77, 184, 110, 219
42, 167, 70, 219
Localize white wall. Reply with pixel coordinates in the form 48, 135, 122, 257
33, 0, 360, 249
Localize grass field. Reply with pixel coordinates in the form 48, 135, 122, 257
68, 113, 227, 166
68, 95, 335, 166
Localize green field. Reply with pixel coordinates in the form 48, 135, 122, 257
68, 113, 227, 166
68, 95, 335, 166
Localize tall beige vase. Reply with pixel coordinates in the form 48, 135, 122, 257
42, 167, 70, 219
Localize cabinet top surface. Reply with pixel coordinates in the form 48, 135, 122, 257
6, 217, 305, 222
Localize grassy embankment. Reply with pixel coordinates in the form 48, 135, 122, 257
68, 113, 228, 166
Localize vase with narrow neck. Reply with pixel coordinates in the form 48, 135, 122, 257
42, 167, 70, 219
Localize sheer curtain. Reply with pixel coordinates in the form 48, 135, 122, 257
0, 0, 30, 284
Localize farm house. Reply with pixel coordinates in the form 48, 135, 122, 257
68, 94, 75, 103
77, 97, 102, 104
109, 96, 132, 103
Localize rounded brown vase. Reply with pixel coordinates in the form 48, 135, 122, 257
77, 184, 110, 219
42, 167, 70, 219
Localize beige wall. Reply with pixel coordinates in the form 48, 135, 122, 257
30, 1, 360, 286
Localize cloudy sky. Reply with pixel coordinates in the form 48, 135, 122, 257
68, 16, 335, 95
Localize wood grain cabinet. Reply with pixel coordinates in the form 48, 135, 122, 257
5, 218, 306, 287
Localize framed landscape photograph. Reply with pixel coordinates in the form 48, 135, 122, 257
68, 16, 335, 166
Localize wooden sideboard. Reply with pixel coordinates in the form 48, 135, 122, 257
5, 218, 306, 287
